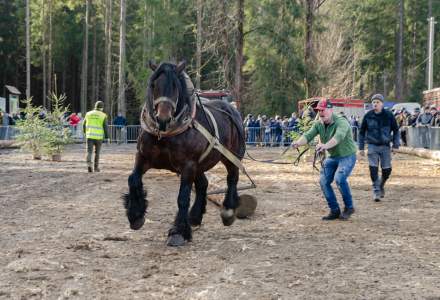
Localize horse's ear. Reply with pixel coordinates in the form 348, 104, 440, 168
176, 60, 186, 74
149, 60, 157, 71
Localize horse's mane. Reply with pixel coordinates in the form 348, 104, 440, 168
146, 62, 190, 118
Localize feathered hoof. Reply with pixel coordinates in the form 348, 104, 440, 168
166, 234, 186, 247
130, 217, 145, 230
236, 194, 258, 219
221, 208, 236, 226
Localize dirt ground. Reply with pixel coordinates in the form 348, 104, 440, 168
1, 144, 439, 299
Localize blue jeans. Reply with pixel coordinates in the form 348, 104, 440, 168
319, 154, 357, 212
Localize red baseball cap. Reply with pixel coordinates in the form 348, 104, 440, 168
315, 99, 333, 111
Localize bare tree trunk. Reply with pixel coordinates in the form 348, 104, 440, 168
118, 0, 126, 117
233, 0, 244, 110
26, 0, 31, 99
92, 14, 97, 103
304, 0, 314, 98
42, 0, 47, 108
81, 0, 90, 113
196, 0, 202, 90
142, 2, 148, 68
96, 66, 100, 102
48, 0, 52, 108
221, 1, 230, 90
395, 0, 404, 101
105, 0, 113, 116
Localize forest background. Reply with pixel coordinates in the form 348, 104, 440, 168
0, 0, 438, 123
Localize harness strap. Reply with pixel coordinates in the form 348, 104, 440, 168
198, 108, 219, 163
193, 120, 256, 194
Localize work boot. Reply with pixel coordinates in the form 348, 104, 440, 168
380, 182, 385, 198
322, 209, 341, 221
373, 192, 381, 202
340, 207, 355, 220
94, 166, 100, 172
88, 166, 93, 173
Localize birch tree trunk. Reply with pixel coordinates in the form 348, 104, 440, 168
26, 0, 30, 99
104, 0, 113, 116
92, 14, 97, 103
42, 0, 47, 108
395, 0, 404, 101
81, 0, 90, 114
117, 0, 126, 117
48, 0, 53, 108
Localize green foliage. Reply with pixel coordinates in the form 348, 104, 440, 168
15, 95, 72, 159
15, 98, 49, 159
41, 93, 73, 156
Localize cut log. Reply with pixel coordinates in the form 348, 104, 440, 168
395, 146, 440, 161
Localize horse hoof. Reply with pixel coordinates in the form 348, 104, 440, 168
166, 234, 186, 247
130, 217, 145, 230
221, 208, 236, 226
236, 194, 258, 219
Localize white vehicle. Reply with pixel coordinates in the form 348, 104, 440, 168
392, 102, 421, 114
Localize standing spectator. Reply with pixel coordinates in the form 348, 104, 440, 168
395, 110, 407, 146
350, 115, 359, 142
416, 106, 433, 148
1, 110, 10, 139
291, 99, 357, 220
261, 115, 270, 146
429, 106, 438, 127
83, 101, 108, 173
288, 112, 298, 130
113, 112, 128, 144
69, 113, 81, 136
407, 107, 420, 127
274, 116, 283, 146
358, 94, 400, 202
432, 107, 440, 127
417, 106, 433, 126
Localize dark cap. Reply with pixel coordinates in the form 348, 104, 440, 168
315, 99, 333, 111
371, 94, 384, 102
94, 101, 104, 110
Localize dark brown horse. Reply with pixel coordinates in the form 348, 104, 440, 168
123, 61, 246, 246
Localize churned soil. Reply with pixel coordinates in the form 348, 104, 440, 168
1, 144, 439, 299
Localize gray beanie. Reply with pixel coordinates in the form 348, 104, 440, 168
371, 94, 384, 102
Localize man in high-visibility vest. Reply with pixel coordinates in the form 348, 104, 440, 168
83, 101, 108, 173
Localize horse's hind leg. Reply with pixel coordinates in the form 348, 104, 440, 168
189, 173, 208, 226
124, 153, 149, 230
221, 160, 239, 226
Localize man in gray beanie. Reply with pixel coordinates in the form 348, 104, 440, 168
358, 94, 400, 201
83, 101, 109, 172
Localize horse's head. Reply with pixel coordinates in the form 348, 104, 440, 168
147, 61, 187, 130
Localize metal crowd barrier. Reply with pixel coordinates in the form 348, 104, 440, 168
244, 126, 361, 146
108, 125, 142, 144
404, 126, 440, 150
0, 126, 19, 140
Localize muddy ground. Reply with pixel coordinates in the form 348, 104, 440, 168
0, 144, 439, 299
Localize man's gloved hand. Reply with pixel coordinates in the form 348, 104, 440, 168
315, 143, 328, 153
291, 142, 300, 149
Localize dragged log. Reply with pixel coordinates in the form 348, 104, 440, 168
395, 146, 440, 161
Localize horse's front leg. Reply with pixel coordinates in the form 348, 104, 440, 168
167, 162, 196, 247
124, 153, 149, 230
221, 160, 240, 226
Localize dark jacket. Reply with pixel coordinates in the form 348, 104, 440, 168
113, 116, 127, 127
358, 109, 400, 150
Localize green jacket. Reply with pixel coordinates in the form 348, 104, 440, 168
303, 114, 357, 158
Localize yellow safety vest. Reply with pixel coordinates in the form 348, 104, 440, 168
85, 110, 107, 140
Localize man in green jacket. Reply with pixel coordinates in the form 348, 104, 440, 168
292, 99, 357, 220
83, 101, 108, 173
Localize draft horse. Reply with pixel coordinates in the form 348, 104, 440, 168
123, 61, 246, 246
